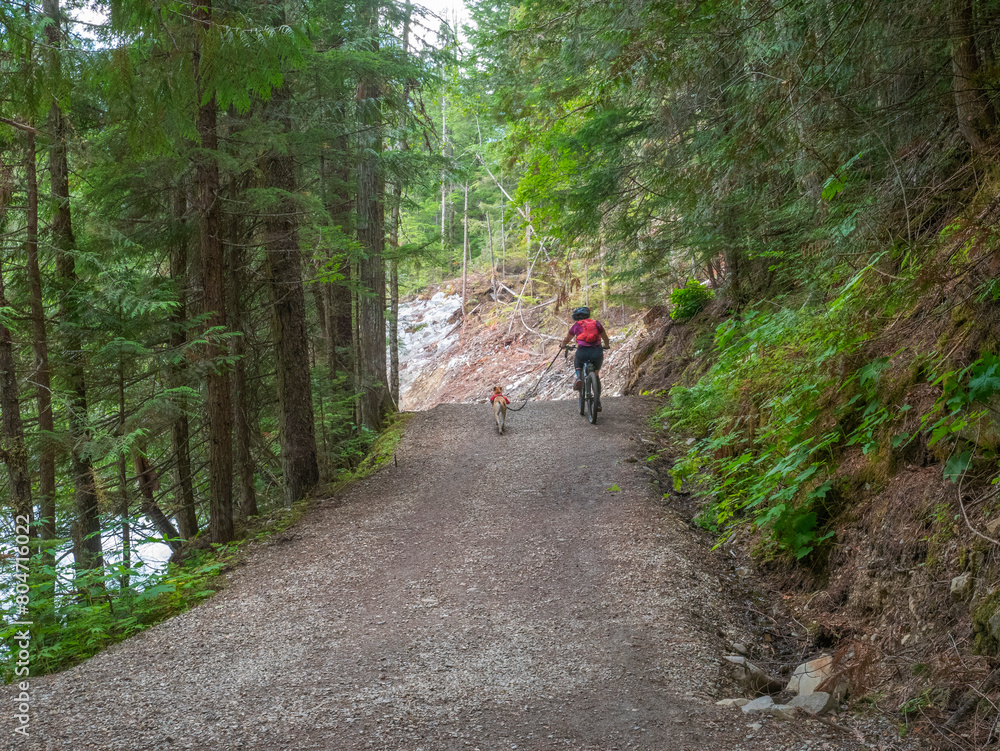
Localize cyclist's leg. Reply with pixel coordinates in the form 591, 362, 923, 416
590, 347, 605, 372
573, 348, 587, 387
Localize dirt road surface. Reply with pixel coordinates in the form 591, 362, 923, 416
3, 399, 884, 750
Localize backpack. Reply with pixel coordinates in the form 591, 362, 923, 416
576, 318, 601, 345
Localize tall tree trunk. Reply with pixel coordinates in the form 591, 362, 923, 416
950, 0, 995, 154
169, 186, 199, 539
226, 185, 258, 520
355, 1, 391, 431
0, 261, 33, 536
351, 257, 362, 428
25, 132, 55, 552
311, 276, 330, 370
388, 205, 401, 409
462, 181, 469, 314
440, 73, 447, 255
263, 77, 320, 505
500, 172, 506, 277
193, 0, 234, 544
322, 132, 353, 380
45, 0, 103, 577
117, 355, 130, 590
387, 2, 410, 411
486, 210, 494, 288
326, 272, 352, 379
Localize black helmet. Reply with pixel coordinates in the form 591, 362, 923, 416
572, 306, 591, 321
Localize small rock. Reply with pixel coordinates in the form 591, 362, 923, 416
732, 642, 748, 655
951, 572, 973, 600
741, 696, 775, 715
789, 691, 837, 714
716, 698, 749, 708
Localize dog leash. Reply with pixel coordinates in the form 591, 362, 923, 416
506, 346, 569, 412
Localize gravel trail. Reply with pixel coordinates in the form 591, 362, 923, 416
3, 399, 865, 750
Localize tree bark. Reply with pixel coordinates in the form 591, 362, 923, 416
387, 2, 412, 410
441, 75, 447, 255
311, 277, 330, 369
950, 0, 995, 155
45, 0, 103, 577
24, 131, 55, 552
0, 261, 33, 536
322, 132, 354, 380
263, 77, 320, 505
193, 0, 234, 544
169, 186, 199, 539
117, 355, 130, 590
355, 1, 391, 432
486, 210, 494, 291
500, 172, 506, 277
226, 184, 258, 520
462, 181, 469, 314
388, 205, 401, 408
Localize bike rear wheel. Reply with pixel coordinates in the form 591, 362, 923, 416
586, 371, 599, 424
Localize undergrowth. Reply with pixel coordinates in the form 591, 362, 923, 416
660, 260, 1000, 563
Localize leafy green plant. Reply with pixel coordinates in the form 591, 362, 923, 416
914, 353, 1000, 482
669, 280, 714, 321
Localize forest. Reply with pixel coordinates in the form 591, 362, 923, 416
4, 0, 1000, 743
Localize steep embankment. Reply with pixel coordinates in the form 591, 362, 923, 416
626, 279, 1000, 744
397, 275, 650, 411
0, 400, 897, 750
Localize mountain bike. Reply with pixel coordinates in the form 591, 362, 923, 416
564, 345, 606, 424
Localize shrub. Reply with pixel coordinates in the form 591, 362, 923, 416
669, 280, 713, 320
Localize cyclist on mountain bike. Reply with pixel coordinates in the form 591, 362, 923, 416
561, 306, 611, 406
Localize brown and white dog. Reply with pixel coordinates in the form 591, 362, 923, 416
490, 386, 509, 435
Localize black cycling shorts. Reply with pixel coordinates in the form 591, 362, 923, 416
574, 345, 604, 372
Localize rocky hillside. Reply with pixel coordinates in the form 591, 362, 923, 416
397, 273, 652, 411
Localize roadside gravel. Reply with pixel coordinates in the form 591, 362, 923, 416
3, 399, 900, 750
